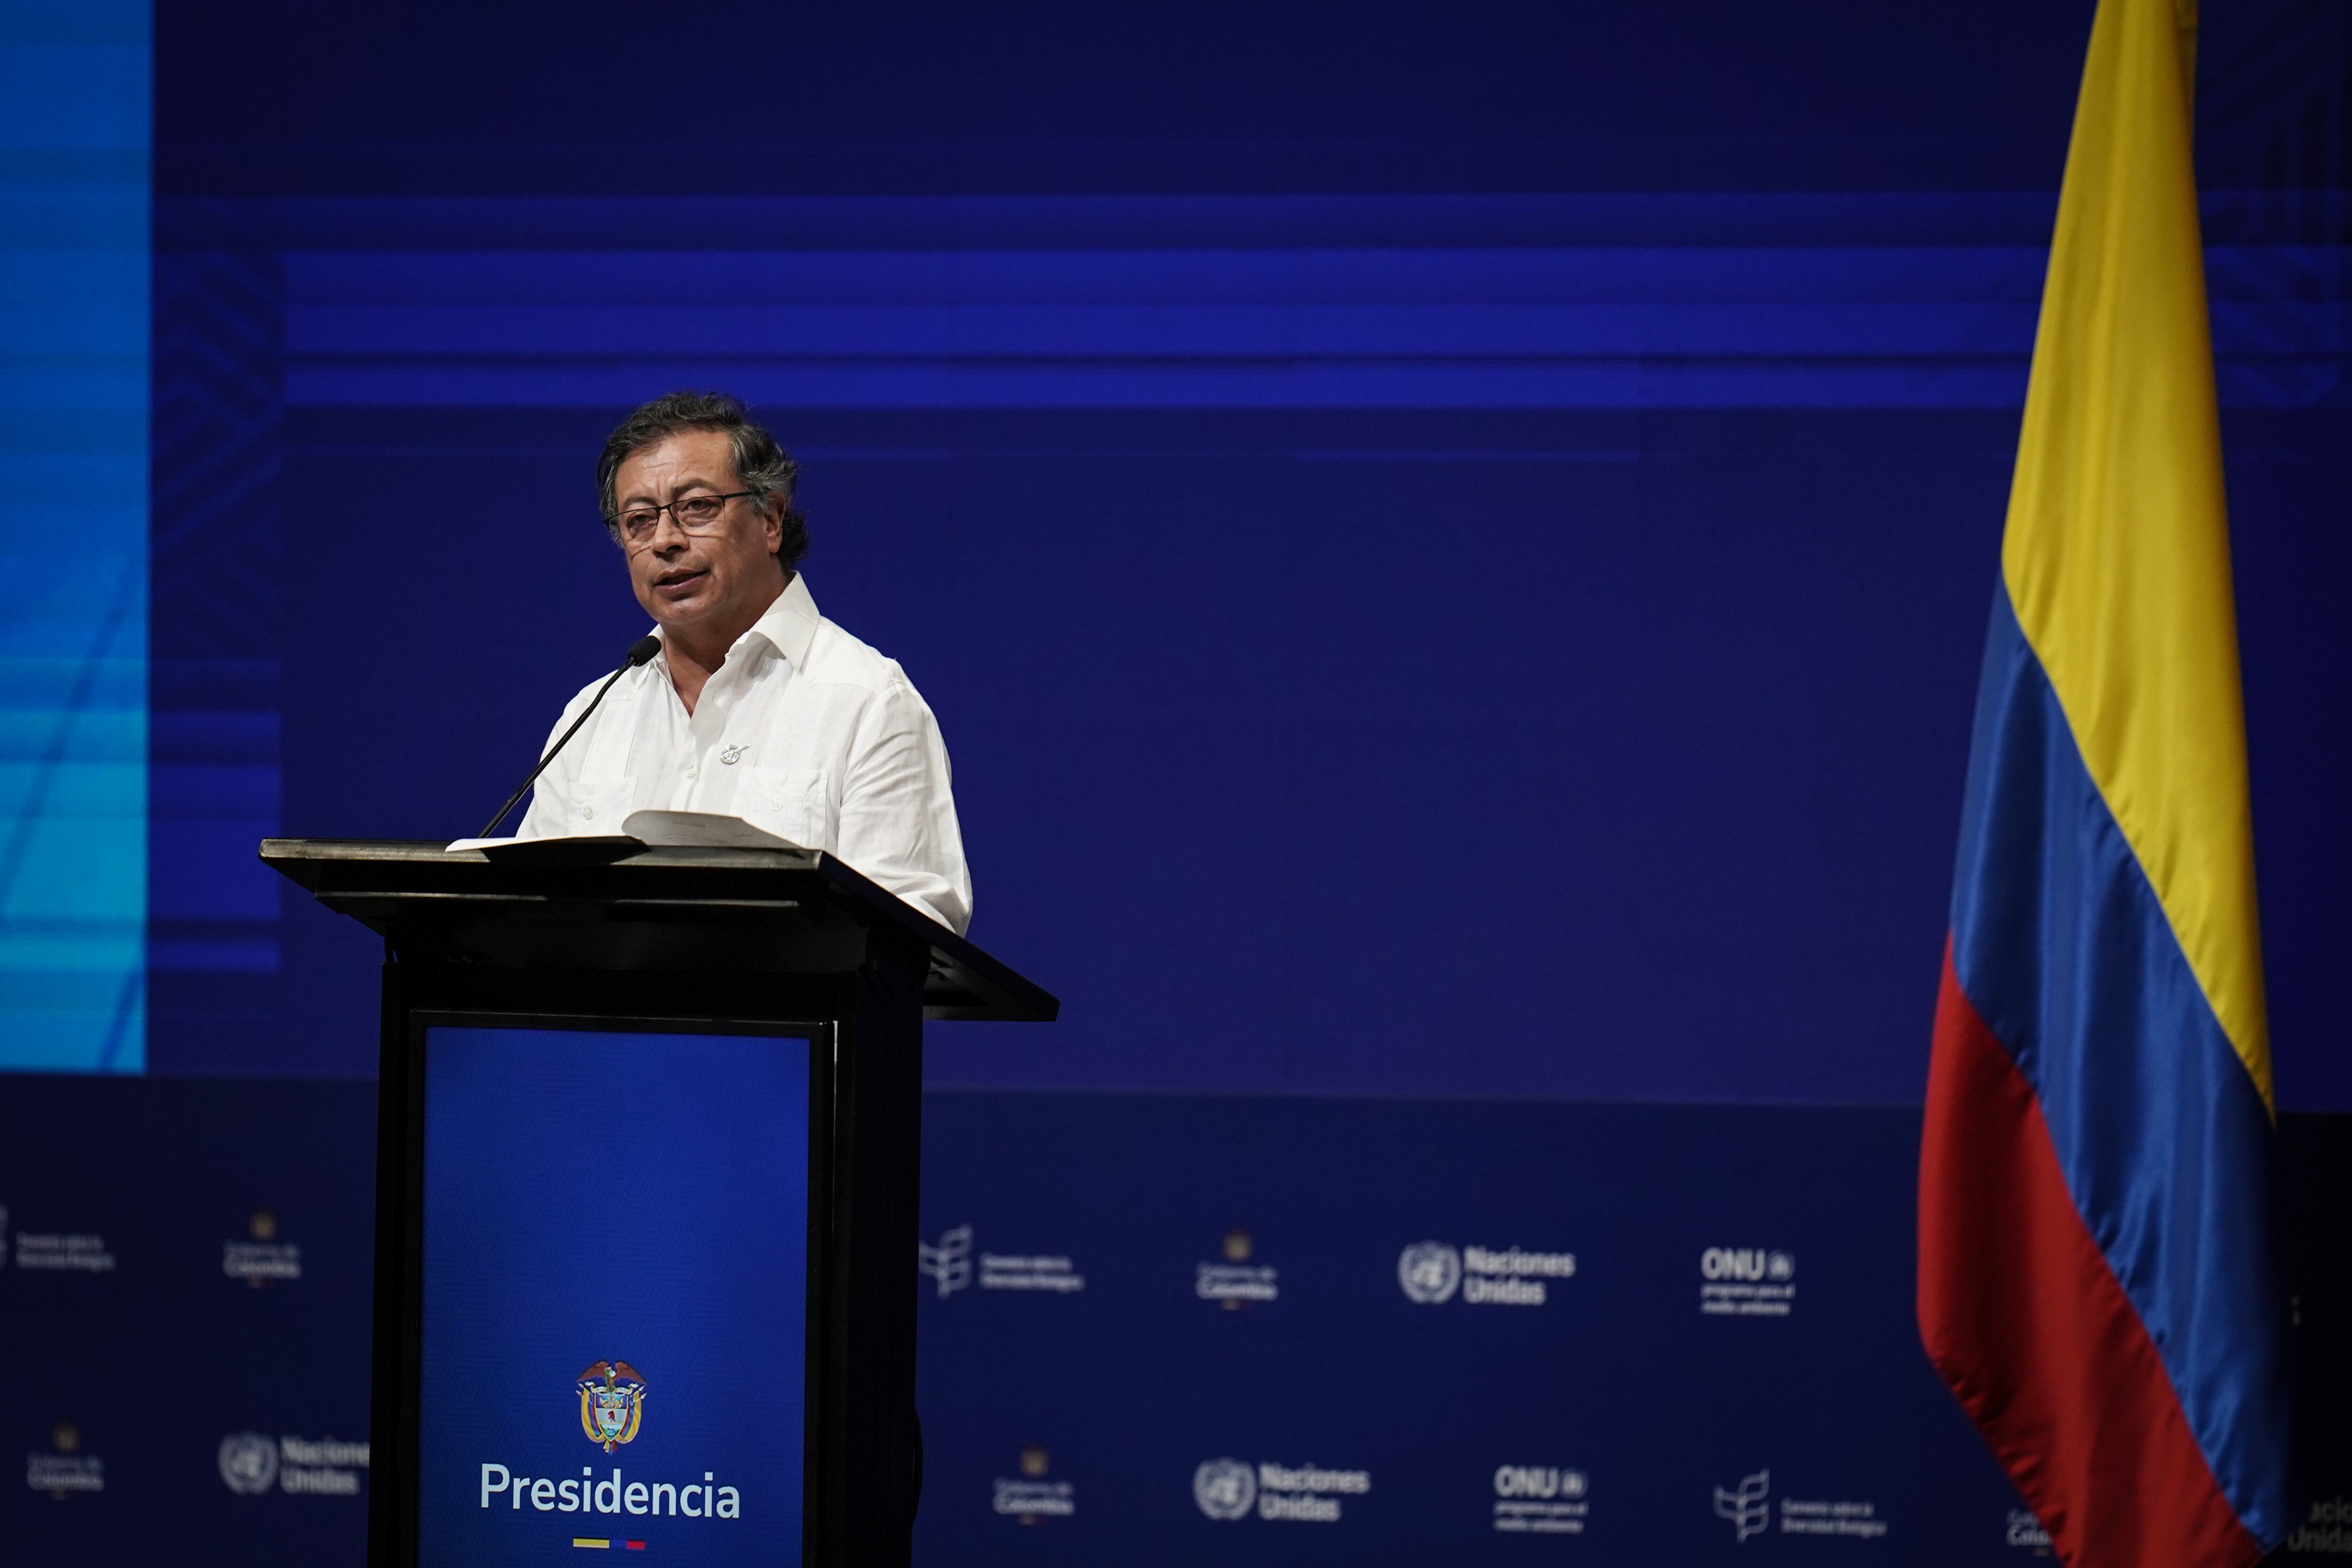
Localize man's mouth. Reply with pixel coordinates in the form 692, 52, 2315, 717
653, 568, 708, 596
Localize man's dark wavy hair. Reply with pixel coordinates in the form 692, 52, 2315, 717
596, 390, 809, 568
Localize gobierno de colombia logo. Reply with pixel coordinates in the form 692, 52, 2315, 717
477, 1358, 744, 1526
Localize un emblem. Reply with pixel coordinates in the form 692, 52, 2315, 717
219, 1432, 279, 1495
576, 1361, 648, 1453
1193, 1457, 1256, 1520
1398, 1241, 1462, 1304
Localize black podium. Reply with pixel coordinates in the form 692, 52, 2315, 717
262, 838, 1055, 1568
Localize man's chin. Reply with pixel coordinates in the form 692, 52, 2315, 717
642, 579, 715, 616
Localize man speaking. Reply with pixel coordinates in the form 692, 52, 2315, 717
513, 391, 972, 935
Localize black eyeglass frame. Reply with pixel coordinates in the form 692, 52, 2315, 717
605, 490, 762, 547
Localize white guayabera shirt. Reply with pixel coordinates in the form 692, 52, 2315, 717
517, 573, 972, 934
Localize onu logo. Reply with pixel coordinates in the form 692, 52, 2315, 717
1494, 1465, 1586, 1500
1700, 1248, 1795, 1281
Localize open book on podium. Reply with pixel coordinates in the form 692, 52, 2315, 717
446, 806, 805, 857
260, 820, 1051, 1568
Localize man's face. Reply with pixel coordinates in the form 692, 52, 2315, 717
613, 429, 785, 640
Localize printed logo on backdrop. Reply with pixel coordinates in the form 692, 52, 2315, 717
2007, 1508, 2053, 1552
1715, 1471, 1771, 1542
26, 1420, 103, 1497
1193, 1458, 1256, 1520
577, 1362, 647, 1452
1700, 1249, 1796, 1317
979, 1244, 1083, 1293
1493, 1465, 1589, 1534
1398, 1242, 1461, 1303
218, 1433, 368, 1497
2287, 1496, 2352, 1555
993, 1444, 1074, 1522
220, 1433, 280, 1495
919, 1225, 1086, 1298
9, 1205, 116, 1273
1193, 1457, 1369, 1523
920, 1226, 973, 1297
1713, 1469, 1888, 1542
1198, 1228, 1278, 1307
1398, 1241, 1574, 1306
477, 1354, 738, 1531
225, 1208, 302, 1286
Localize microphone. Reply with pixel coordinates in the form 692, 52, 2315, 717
475, 634, 663, 839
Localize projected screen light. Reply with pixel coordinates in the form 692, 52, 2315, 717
416, 1026, 811, 1563
0, 1, 149, 1071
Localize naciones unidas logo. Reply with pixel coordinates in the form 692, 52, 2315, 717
1193, 1457, 1370, 1524
1398, 1241, 1575, 1305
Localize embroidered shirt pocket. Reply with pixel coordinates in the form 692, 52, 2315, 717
746, 765, 838, 851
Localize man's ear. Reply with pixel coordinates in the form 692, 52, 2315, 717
762, 494, 786, 553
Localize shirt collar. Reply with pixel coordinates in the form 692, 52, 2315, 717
752, 572, 821, 670
651, 571, 820, 675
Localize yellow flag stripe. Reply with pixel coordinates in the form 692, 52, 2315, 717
1999, 0, 2272, 1108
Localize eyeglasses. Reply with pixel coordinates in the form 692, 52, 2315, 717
608, 491, 758, 549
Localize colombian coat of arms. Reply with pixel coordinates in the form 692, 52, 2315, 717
576, 1361, 648, 1452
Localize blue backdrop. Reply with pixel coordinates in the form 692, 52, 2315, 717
140, 0, 2351, 1109
8, 1077, 2350, 1560
6, 0, 2350, 1561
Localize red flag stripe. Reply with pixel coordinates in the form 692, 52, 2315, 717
1918, 941, 2263, 1568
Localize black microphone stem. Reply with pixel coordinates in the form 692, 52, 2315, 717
475, 636, 662, 840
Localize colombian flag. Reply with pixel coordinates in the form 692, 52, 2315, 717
1916, 0, 2294, 1564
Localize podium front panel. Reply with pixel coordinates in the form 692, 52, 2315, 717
409, 1021, 819, 1565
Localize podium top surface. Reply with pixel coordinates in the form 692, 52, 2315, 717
260, 838, 1057, 1023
